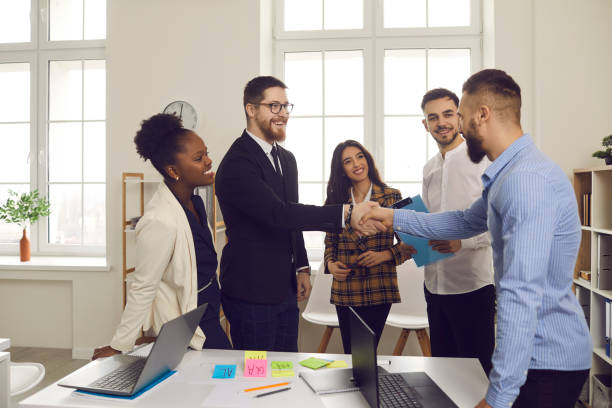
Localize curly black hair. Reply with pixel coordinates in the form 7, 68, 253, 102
133, 113, 191, 179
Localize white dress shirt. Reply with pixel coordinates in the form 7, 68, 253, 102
422, 139, 493, 294
246, 129, 282, 174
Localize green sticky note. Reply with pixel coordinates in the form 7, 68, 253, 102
327, 360, 348, 368
245, 350, 267, 360
271, 361, 293, 370
272, 369, 294, 377
299, 357, 331, 369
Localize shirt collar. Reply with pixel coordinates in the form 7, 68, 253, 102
481, 133, 532, 189
442, 138, 467, 160
246, 128, 276, 155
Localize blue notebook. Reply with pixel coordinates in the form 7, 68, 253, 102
394, 195, 454, 267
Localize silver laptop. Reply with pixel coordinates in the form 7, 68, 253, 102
349, 306, 457, 408
59, 304, 207, 397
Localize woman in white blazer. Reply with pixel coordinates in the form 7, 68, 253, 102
93, 114, 231, 359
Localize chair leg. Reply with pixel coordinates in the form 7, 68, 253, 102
318, 326, 334, 353
416, 329, 432, 357
393, 328, 411, 356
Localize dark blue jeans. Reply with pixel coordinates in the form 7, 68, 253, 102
221, 292, 299, 352
512, 369, 589, 408
197, 279, 232, 350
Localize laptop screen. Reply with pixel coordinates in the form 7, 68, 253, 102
348, 306, 379, 408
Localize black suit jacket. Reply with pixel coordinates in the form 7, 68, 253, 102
215, 131, 342, 304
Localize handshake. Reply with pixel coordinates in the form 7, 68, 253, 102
345, 201, 395, 236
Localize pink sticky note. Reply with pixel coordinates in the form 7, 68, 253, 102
244, 359, 267, 377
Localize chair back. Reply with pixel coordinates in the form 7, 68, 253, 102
302, 261, 338, 325
389, 261, 427, 318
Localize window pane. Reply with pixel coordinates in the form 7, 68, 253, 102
50, 0, 84, 41
49, 184, 82, 244
83, 122, 105, 182
0, 185, 30, 243
49, 61, 83, 121
0, 2, 30, 43
324, 51, 363, 115
285, 52, 322, 116
386, 182, 422, 199
428, 0, 470, 27
324, 0, 363, 30
324, 117, 364, 180
83, 60, 106, 120
285, 118, 323, 182
0, 124, 30, 183
384, 116, 427, 181
284, 0, 322, 31
49, 122, 82, 182
384, 0, 426, 28
83, 183, 104, 245
0, 63, 30, 123
84, 0, 106, 40
299, 183, 325, 251
427, 49, 471, 97
385, 49, 426, 115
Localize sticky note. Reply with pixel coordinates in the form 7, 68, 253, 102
245, 350, 267, 360
271, 361, 294, 377
212, 364, 236, 379
244, 359, 267, 377
299, 357, 331, 369
327, 360, 348, 368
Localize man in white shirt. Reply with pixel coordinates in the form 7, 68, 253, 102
420, 88, 495, 375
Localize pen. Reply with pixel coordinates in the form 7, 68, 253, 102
254, 387, 291, 398
244, 381, 290, 392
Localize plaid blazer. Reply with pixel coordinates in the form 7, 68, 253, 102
324, 184, 410, 306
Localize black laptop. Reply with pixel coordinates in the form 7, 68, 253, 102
58, 304, 207, 396
349, 306, 457, 408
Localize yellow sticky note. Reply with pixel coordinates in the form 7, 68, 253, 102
327, 360, 348, 368
245, 350, 267, 360
272, 369, 294, 377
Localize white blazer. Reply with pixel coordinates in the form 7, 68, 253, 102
110, 182, 206, 352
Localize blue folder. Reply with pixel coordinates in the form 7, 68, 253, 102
394, 195, 454, 267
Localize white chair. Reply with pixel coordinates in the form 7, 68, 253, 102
302, 261, 339, 353
9, 361, 45, 398
386, 261, 432, 356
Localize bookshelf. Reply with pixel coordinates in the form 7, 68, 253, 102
573, 165, 612, 405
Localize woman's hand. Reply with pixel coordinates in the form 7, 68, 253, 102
92, 345, 121, 360
328, 261, 351, 281
357, 250, 392, 268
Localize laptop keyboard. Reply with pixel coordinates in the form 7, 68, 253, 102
90, 358, 146, 392
378, 373, 423, 408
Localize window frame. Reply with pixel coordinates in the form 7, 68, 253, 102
0, 0, 106, 256
275, 0, 482, 264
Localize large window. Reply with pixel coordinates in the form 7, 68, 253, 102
277, 0, 480, 261
0, 0, 106, 255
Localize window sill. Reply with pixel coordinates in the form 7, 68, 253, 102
0, 256, 109, 271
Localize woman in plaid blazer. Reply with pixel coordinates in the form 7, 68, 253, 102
324, 140, 413, 354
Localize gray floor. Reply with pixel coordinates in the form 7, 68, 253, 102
8, 347, 88, 406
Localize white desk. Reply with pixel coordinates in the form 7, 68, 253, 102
19, 350, 488, 408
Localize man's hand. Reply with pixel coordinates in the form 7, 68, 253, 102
360, 207, 394, 229
92, 345, 121, 360
350, 201, 387, 236
357, 250, 392, 267
398, 243, 417, 259
328, 261, 351, 281
429, 239, 461, 253
297, 272, 312, 302
475, 398, 492, 408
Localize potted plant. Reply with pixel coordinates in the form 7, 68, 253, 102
592, 135, 612, 165
0, 190, 51, 261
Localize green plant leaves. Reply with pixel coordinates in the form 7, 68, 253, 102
0, 189, 51, 228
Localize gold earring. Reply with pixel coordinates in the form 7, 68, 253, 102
175, 176, 179, 181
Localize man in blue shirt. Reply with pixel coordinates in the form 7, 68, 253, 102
360, 69, 591, 407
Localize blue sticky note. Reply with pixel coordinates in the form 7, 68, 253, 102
394, 195, 454, 267
213, 364, 236, 379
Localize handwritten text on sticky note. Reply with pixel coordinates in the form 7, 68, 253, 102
245, 350, 267, 360
271, 361, 294, 377
212, 364, 237, 379
244, 359, 267, 377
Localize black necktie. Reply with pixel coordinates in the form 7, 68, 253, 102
271, 145, 286, 199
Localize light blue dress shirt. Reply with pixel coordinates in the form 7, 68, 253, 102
393, 135, 591, 407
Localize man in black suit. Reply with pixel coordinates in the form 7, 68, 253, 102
215, 76, 379, 352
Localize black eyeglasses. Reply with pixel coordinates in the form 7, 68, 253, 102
252, 102, 294, 114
